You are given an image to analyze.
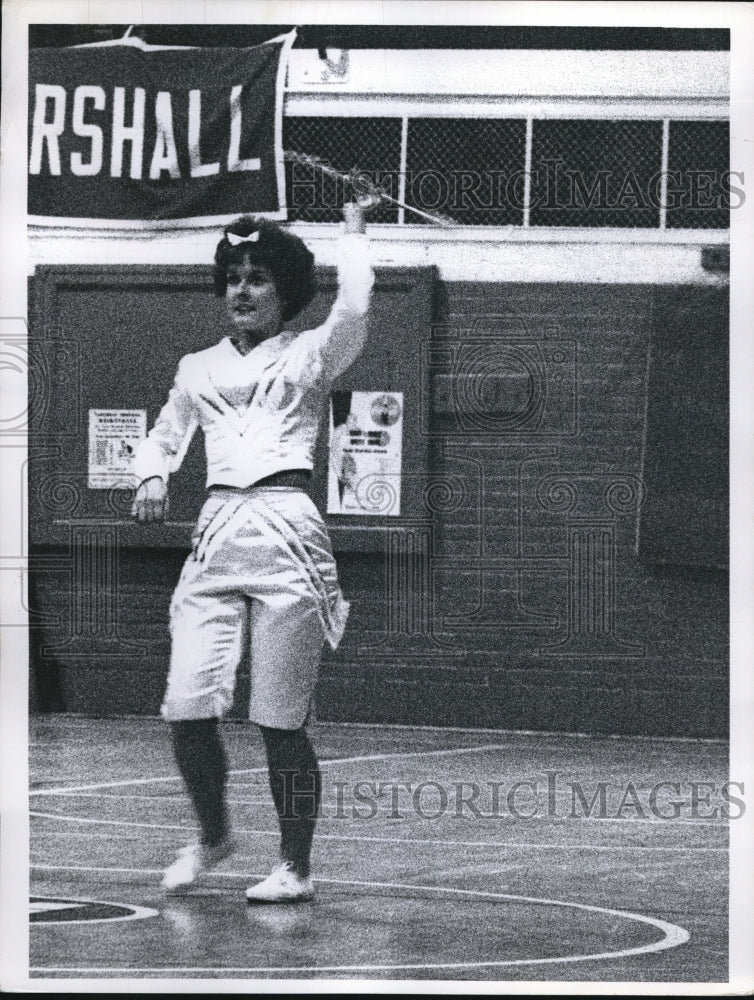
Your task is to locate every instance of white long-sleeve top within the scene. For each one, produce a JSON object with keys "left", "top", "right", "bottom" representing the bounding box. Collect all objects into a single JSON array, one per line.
[{"left": 134, "top": 232, "right": 374, "bottom": 488}]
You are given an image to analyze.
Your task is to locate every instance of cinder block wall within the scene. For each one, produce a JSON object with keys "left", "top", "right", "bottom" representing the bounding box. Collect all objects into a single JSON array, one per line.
[
  {"left": 315, "top": 281, "right": 728, "bottom": 737},
  {"left": 29, "top": 279, "right": 729, "bottom": 737}
]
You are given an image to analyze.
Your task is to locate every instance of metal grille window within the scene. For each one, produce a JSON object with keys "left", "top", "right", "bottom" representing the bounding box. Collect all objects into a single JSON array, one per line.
[
  {"left": 530, "top": 120, "right": 664, "bottom": 228},
  {"left": 281, "top": 114, "right": 727, "bottom": 231},
  {"left": 283, "top": 116, "right": 403, "bottom": 223},
  {"left": 666, "top": 121, "right": 730, "bottom": 229},
  {"left": 405, "top": 118, "right": 527, "bottom": 226}
]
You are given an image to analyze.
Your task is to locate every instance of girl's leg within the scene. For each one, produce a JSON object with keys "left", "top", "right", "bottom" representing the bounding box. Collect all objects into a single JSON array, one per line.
[
  {"left": 161, "top": 717, "right": 235, "bottom": 890},
  {"left": 259, "top": 724, "right": 321, "bottom": 877},
  {"left": 170, "top": 717, "right": 230, "bottom": 847},
  {"left": 161, "top": 545, "right": 247, "bottom": 886}
]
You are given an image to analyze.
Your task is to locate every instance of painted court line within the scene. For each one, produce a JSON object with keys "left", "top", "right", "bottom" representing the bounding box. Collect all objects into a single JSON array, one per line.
[
  {"left": 38, "top": 830, "right": 144, "bottom": 842},
  {"left": 30, "top": 715, "right": 728, "bottom": 745},
  {"left": 29, "top": 864, "right": 690, "bottom": 974},
  {"left": 32, "top": 813, "right": 193, "bottom": 834},
  {"left": 313, "top": 718, "right": 727, "bottom": 746},
  {"left": 30, "top": 813, "right": 727, "bottom": 852},
  {"left": 44, "top": 791, "right": 272, "bottom": 805},
  {"left": 30, "top": 896, "right": 158, "bottom": 926},
  {"left": 31, "top": 782, "right": 734, "bottom": 832},
  {"left": 30, "top": 793, "right": 731, "bottom": 828},
  {"left": 29, "top": 742, "right": 510, "bottom": 796}
]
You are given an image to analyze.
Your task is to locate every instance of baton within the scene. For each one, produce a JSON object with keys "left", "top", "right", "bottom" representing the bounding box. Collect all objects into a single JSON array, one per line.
[{"left": 284, "top": 149, "right": 459, "bottom": 228}]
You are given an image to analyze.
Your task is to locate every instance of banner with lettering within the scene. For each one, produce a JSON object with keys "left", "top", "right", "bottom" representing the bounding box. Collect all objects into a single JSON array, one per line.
[{"left": 28, "top": 31, "right": 295, "bottom": 227}]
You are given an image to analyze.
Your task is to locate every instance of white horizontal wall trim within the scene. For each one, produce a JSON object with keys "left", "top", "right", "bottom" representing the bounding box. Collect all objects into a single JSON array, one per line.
[
  {"left": 355, "top": 225, "right": 732, "bottom": 246},
  {"left": 28, "top": 227, "right": 728, "bottom": 285},
  {"left": 288, "top": 49, "right": 729, "bottom": 100},
  {"left": 285, "top": 95, "right": 728, "bottom": 120}
]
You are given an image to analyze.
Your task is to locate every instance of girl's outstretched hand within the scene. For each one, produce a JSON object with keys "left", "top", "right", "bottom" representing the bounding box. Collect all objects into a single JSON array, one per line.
[{"left": 343, "top": 202, "right": 367, "bottom": 235}]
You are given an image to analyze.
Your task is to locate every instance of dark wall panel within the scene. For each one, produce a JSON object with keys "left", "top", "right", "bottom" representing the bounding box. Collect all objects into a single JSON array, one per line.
[{"left": 640, "top": 286, "right": 728, "bottom": 567}]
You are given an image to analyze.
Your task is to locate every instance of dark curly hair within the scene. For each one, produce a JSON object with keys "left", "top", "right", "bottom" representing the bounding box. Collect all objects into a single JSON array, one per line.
[{"left": 213, "top": 216, "right": 316, "bottom": 322}]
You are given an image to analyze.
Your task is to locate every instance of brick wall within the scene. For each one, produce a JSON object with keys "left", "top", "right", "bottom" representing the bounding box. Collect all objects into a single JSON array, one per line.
[
  {"left": 29, "top": 279, "right": 729, "bottom": 736},
  {"left": 315, "top": 281, "right": 728, "bottom": 737}
]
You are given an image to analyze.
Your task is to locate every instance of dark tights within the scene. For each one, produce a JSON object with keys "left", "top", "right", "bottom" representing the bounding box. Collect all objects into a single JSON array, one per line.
[
  {"left": 170, "top": 719, "right": 228, "bottom": 847},
  {"left": 170, "top": 719, "right": 320, "bottom": 876},
  {"left": 259, "top": 724, "right": 321, "bottom": 878}
]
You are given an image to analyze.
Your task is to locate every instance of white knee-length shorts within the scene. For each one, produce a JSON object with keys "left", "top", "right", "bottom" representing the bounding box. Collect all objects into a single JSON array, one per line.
[{"left": 162, "top": 486, "right": 349, "bottom": 729}]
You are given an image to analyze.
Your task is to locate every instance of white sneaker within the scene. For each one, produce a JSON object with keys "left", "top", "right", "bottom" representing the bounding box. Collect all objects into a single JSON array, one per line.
[
  {"left": 246, "top": 862, "right": 315, "bottom": 904},
  {"left": 162, "top": 837, "right": 236, "bottom": 891}
]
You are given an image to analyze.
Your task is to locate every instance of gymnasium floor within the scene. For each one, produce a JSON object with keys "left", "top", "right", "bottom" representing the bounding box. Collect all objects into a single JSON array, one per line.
[{"left": 28, "top": 715, "right": 728, "bottom": 985}]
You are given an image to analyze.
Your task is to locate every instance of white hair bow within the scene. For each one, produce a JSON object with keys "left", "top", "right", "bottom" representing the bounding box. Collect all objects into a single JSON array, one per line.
[{"left": 226, "top": 230, "right": 260, "bottom": 246}]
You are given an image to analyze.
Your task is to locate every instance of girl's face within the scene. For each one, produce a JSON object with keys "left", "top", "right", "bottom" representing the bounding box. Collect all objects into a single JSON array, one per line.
[{"left": 225, "top": 255, "right": 283, "bottom": 342}]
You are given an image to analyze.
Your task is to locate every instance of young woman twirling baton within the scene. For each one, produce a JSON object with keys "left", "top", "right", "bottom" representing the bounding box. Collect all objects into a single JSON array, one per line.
[{"left": 131, "top": 201, "right": 373, "bottom": 903}]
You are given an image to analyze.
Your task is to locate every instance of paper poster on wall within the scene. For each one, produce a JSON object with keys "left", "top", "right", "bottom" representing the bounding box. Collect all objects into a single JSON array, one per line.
[
  {"left": 88, "top": 409, "right": 146, "bottom": 489},
  {"left": 327, "top": 391, "right": 403, "bottom": 516}
]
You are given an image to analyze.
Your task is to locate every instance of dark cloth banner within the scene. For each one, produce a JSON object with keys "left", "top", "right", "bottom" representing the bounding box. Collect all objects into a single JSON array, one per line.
[{"left": 28, "top": 32, "right": 295, "bottom": 227}]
